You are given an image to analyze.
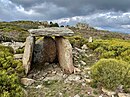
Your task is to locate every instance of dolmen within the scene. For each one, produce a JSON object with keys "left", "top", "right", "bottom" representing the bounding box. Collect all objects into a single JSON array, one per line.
[{"left": 22, "top": 27, "right": 79, "bottom": 74}]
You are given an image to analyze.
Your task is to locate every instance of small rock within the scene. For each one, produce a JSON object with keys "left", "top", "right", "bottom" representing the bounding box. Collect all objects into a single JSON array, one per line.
[
  {"left": 80, "top": 60, "right": 86, "bottom": 65},
  {"left": 38, "top": 26, "right": 45, "bottom": 29},
  {"left": 59, "top": 92, "right": 63, "bottom": 96},
  {"left": 74, "top": 94, "right": 80, "bottom": 97},
  {"left": 21, "top": 78, "right": 35, "bottom": 86},
  {"left": 102, "top": 88, "right": 116, "bottom": 96},
  {"left": 85, "top": 79, "right": 92, "bottom": 83},
  {"left": 88, "top": 71, "right": 91, "bottom": 75},
  {"left": 75, "top": 47, "right": 85, "bottom": 53},
  {"left": 84, "top": 67, "right": 91, "bottom": 71},
  {"left": 88, "top": 37, "right": 93, "bottom": 42},
  {"left": 82, "top": 83, "right": 86, "bottom": 86},
  {"left": 52, "top": 70, "right": 57, "bottom": 74},
  {"left": 36, "top": 85, "right": 42, "bottom": 89},
  {"left": 43, "top": 75, "right": 63, "bottom": 81},
  {"left": 14, "top": 54, "right": 23, "bottom": 59},
  {"left": 65, "top": 74, "right": 81, "bottom": 82},
  {"left": 99, "top": 94, "right": 103, "bottom": 97},
  {"left": 87, "top": 91, "right": 91, "bottom": 95},
  {"left": 118, "top": 93, "right": 130, "bottom": 97},
  {"left": 81, "top": 44, "right": 88, "bottom": 50}
]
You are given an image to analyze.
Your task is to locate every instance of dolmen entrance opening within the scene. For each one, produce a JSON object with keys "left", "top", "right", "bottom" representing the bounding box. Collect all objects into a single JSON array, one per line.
[{"left": 22, "top": 27, "right": 79, "bottom": 74}]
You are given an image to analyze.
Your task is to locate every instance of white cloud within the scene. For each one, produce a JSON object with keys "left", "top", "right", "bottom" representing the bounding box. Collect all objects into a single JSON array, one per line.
[
  {"left": 52, "top": 11, "right": 130, "bottom": 33},
  {"left": 121, "top": 25, "right": 130, "bottom": 29},
  {"left": 16, "top": 5, "right": 34, "bottom": 15}
]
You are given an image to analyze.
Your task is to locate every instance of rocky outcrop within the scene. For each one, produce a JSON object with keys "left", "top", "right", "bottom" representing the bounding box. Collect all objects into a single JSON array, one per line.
[
  {"left": 22, "top": 36, "right": 34, "bottom": 74},
  {"left": 76, "top": 22, "right": 90, "bottom": 29},
  {"left": 56, "top": 36, "right": 74, "bottom": 73}
]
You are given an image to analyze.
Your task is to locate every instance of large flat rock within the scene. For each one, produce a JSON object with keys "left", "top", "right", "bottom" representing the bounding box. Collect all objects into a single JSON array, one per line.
[{"left": 28, "top": 27, "right": 74, "bottom": 36}]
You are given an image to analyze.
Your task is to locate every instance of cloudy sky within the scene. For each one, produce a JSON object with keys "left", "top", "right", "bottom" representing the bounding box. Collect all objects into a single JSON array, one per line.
[{"left": 0, "top": 0, "right": 130, "bottom": 33}]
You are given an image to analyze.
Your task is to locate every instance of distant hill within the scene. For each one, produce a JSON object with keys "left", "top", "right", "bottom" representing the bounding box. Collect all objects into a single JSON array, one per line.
[{"left": 0, "top": 21, "right": 130, "bottom": 42}]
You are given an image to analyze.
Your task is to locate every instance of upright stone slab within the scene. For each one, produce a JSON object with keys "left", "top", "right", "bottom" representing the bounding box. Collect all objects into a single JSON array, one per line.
[
  {"left": 55, "top": 36, "right": 74, "bottom": 73},
  {"left": 43, "top": 36, "right": 56, "bottom": 63},
  {"left": 33, "top": 37, "right": 44, "bottom": 64},
  {"left": 23, "top": 36, "right": 34, "bottom": 74},
  {"left": 33, "top": 36, "right": 56, "bottom": 64}
]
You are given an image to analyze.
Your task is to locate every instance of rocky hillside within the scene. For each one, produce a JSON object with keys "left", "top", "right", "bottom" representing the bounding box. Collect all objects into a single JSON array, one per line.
[{"left": 0, "top": 21, "right": 130, "bottom": 97}]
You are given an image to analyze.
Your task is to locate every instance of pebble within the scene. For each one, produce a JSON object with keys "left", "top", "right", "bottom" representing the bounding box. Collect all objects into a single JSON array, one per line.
[{"left": 74, "top": 94, "right": 80, "bottom": 97}]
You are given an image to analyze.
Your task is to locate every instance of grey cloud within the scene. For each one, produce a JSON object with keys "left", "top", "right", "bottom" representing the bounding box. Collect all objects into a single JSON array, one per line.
[{"left": 1, "top": 0, "right": 130, "bottom": 33}]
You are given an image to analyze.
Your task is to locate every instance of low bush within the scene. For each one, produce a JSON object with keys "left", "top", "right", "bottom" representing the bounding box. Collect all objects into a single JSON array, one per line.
[
  {"left": 67, "top": 35, "right": 87, "bottom": 47},
  {"left": 88, "top": 39, "right": 130, "bottom": 63},
  {"left": 0, "top": 70, "right": 24, "bottom": 97},
  {"left": 0, "top": 45, "right": 24, "bottom": 97},
  {"left": 91, "top": 59, "right": 130, "bottom": 91},
  {"left": 16, "top": 48, "right": 24, "bottom": 54}
]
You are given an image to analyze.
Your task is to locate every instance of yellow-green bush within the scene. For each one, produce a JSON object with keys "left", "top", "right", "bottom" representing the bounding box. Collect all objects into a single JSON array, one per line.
[
  {"left": 91, "top": 59, "right": 130, "bottom": 91},
  {"left": 0, "top": 45, "right": 24, "bottom": 97},
  {"left": 88, "top": 39, "right": 130, "bottom": 63},
  {"left": 15, "top": 48, "right": 24, "bottom": 54},
  {"left": 67, "top": 35, "right": 87, "bottom": 47},
  {"left": 0, "top": 70, "right": 24, "bottom": 97}
]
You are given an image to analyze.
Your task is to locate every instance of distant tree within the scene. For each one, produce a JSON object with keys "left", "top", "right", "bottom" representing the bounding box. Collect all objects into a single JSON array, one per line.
[
  {"left": 53, "top": 23, "right": 59, "bottom": 27},
  {"left": 49, "top": 22, "right": 59, "bottom": 27},
  {"left": 60, "top": 25, "right": 64, "bottom": 27},
  {"left": 50, "top": 21, "right": 53, "bottom": 25}
]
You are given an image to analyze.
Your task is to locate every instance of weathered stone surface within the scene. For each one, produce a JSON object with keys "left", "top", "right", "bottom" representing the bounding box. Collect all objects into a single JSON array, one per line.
[
  {"left": 21, "top": 78, "right": 35, "bottom": 86},
  {"left": 33, "top": 36, "right": 56, "bottom": 65},
  {"left": 14, "top": 54, "right": 23, "bottom": 60},
  {"left": 81, "top": 44, "right": 88, "bottom": 50},
  {"left": 29, "top": 27, "right": 74, "bottom": 37},
  {"left": 23, "top": 36, "right": 34, "bottom": 74},
  {"left": 55, "top": 37, "right": 75, "bottom": 73},
  {"left": 1, "top": 42, "right": 24, "bottom": 51},
  {"left": 33, "top": 37, "right": 44, "bottom": 64},
  {"left": 43, "top": 36, "right": 56, "bottom": 63},
  {"left": 118, "top": 93, "right": 130, "bottom": 97}
]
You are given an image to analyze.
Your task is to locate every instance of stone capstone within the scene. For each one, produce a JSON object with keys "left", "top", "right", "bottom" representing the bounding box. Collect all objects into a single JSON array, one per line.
[
  {"left": 22, "top": 36, "right": 34, "bottom": 74},
  {"left": 29, "top": 27, "right": 74, "bottom": 37}
]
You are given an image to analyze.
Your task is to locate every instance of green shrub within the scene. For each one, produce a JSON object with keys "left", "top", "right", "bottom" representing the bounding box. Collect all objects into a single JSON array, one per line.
[
  {"left": 91, "top": 59, "right": 130, "bottom": 91},
  {"left": 0, "top": 45, "right": 24, "bottom": 97},
  {"left": 15, "top": 48, "right": 24, "bottom": 54},
  {"left": 67, "top": 35, "right": 87, "bottom": 47},
  {"left": 0, "top": 70, "right": 24, "bottom": 97},
  {"left": 88, "top": 39, "right": 130, "bottom": 63}
]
